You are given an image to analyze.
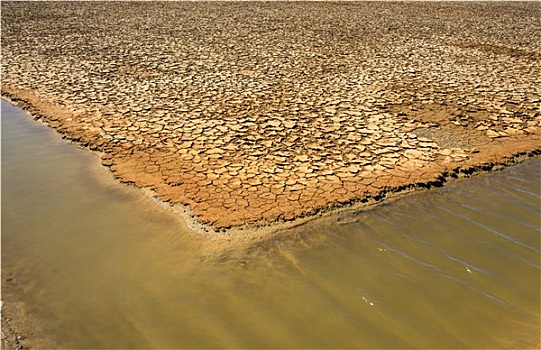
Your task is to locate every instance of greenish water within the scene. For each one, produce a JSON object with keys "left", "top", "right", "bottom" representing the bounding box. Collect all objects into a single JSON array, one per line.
[{"left": 2, "top": 100, "right": 540, "bottom": 349}]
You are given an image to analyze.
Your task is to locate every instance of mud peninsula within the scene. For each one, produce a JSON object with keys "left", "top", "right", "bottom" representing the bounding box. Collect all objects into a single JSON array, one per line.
[{"left": 2, "top": 1, "right": 540, "bottom": 231}]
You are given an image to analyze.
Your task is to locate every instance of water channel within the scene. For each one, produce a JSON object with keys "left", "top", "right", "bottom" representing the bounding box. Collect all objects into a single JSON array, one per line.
[{"left": 2, "top": 100, "right": 540, "bottom": 348}]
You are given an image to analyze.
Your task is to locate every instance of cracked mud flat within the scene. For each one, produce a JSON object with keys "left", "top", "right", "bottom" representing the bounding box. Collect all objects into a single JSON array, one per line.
[{"left": 2, "top": 1, "right": 540, "bottom": 233}]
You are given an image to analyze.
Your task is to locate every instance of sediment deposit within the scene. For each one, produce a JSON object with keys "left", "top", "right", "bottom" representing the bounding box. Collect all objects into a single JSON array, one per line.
[{"left": 2, "top": 1, "right": 540, "bottom": 230}]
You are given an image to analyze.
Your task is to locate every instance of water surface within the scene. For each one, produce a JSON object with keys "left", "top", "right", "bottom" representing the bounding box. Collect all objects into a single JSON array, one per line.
[{"left": 2, "top": 100, "right": 540, "bottom": 348}]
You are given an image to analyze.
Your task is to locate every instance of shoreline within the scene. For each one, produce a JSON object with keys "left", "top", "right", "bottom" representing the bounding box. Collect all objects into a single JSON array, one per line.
[{"left": 2, "top": 94, "right": 540, "bottom": 244}]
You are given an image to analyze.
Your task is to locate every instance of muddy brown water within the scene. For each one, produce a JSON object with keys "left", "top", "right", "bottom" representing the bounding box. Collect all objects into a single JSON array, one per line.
[{"left": 2, "top": 100, "right": 540, "bottom": 349}]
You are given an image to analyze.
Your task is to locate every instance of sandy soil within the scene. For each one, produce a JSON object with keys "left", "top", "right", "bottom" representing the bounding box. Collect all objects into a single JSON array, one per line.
[
  {"left": 1, "top": 1, "right": 540, "bottom": 232},
  {"left": 1, "top": 313, "right": 21, "bottom": 350}
]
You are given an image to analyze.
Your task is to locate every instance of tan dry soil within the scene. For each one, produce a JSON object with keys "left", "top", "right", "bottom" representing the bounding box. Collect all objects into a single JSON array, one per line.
[{"left": 2, "top": 1, "right": 540, "bottom": 232}]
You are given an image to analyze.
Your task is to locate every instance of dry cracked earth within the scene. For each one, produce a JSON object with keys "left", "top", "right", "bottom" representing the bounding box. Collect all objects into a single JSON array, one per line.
[{"left": 2, "top": 1, "right": 540, "bottom": 230}]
